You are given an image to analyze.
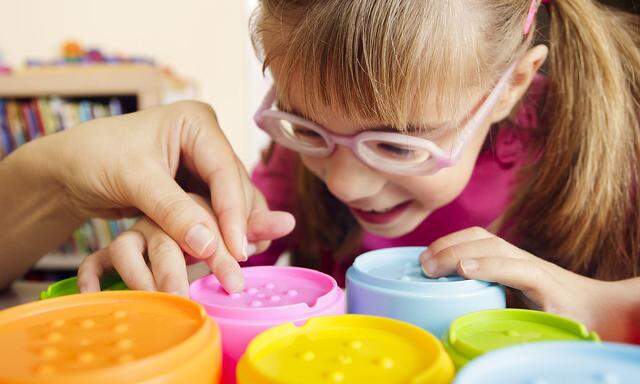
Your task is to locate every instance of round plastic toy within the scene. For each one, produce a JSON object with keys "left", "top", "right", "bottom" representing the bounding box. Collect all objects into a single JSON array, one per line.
[
  {"left": 0, "top": 291, "right": 222, "bottom": 384},
  {"left": 40, "top": 273, "right": 128, "bottom": 299},
  {"left": 237, "top": 314, "right": 455, "bottom": 384},
  {"left": 346, "top": 247, "right": 505, "bottom": 337},
  {"left": 454, "top": 341, "right": 640, "bottom": 383},
  {"left": 443, "top": 308, "right": 600, "bottom": 368},
  {"left": 190, "top": 266, "right": 345, "bottom": 384}
]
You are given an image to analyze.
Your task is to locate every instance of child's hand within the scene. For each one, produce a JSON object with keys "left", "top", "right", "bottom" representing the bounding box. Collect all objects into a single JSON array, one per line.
[
  {"left": 420, "top": 227, "right": 637, "bottom": 342},
  {"left": 77, "top": 193, "right": 295, "bottom": 296}
]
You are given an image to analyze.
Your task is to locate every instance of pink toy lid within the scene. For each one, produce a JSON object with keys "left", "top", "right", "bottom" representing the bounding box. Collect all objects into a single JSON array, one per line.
[{"left": 190, "top": 267, "right": 344, "bottom": 322}]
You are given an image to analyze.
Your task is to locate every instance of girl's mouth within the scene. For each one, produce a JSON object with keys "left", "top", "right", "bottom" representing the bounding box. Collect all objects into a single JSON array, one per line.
[{"left": 350, "top": 201, "right": 413, "bottom": 225}]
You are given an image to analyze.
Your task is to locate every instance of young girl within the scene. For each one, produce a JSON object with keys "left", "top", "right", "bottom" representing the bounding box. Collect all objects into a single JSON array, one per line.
[{"left": 78, "top": 0, "right": 640, "bottom": 342}]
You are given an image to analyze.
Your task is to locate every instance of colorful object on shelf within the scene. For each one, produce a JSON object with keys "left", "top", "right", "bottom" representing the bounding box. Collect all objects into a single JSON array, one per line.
[
  {"left": 0, "top": 52, "right": 10, "bottom": 74},
  {"left": 190, "top": 266, "right": 345, "bottom": 384},
  {"left": 454, "top": 341, "right": 640, "bottom": 383},
  {"left": 23, "top": 41, "right": 156, "bottom": 67},
  {"left": 346, "top": 247, "right": 506, "bottom": 337},
  {"left": 40, "top": 273, "right": 128, "bottom": 300},
  {"left": 442, "top": 309, "right": 600, "bottom": 368},
  {"left": 237, "top": 314, "right": 455, "bottom": 384},
  {"left": 62, "top": 41, "right": 84, "bottom": 62},
  {"left": 0, "top": 291, "right": 222, "bottom": 384}
]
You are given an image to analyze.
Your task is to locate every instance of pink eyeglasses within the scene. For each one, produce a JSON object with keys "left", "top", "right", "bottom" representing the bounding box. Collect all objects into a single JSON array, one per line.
[
  {"left": 254, "top": 63, "right": 516, "bottom": 176},
  {"left": 253, "top": 0, "right": 543, "bottom": 176}
]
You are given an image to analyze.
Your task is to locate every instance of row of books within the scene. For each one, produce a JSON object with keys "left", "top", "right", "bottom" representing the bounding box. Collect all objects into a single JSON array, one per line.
[
  {"left": 0, "top": 97, "right": 122, "bottom": 158},
  {"left": 0, "top": 96, "right": 134, "bottom": 258}
]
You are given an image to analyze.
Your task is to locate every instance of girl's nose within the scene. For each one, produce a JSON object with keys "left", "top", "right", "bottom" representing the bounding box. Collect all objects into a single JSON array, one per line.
[{"left": 324, "top": 146, "right": 386, "bottom": 203}]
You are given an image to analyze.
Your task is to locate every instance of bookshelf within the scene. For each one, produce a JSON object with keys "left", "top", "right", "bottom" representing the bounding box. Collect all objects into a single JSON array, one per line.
[
  {"left": 0, "top": 64, "right": 194, "bottom": 109},
  {"left": 0, "top": 64, "right": 196, "bottom": 276}
]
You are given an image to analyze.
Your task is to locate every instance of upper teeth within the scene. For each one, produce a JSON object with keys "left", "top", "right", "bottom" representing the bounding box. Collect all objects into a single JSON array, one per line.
[{"left": 368, "top": 207, "right": 392, "bottom": 213}]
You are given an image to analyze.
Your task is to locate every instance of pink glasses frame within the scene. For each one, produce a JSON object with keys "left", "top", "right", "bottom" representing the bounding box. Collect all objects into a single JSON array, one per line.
[{"left": 253, "top": 63, "right": 516, "bottom": 175}]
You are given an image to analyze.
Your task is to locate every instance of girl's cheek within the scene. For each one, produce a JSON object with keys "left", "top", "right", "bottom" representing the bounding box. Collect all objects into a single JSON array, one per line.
[{"left": 300, "top": 155, "right": 325, "bottom": 179}]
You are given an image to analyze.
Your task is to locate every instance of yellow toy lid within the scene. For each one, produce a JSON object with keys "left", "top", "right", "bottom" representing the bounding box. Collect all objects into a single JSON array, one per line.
[{"left": 237, "top": 314, "right": 454, "bottom": 384}]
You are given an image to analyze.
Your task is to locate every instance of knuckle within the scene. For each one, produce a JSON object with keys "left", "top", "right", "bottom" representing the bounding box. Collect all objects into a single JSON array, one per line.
[
  {"left": 468, "top": 226, "right": 488, "bottom": 238},
  {"left": 491, "top": 237, "right": 511, "bottom": 257},
  {"left": 148, "top": 237, "right": 179, "bottom": 258},
  {"left": 150, "top": 194, "right": 198, "bottom": 234},
  {"left": 156, "top": 271, "right": 183, "bottom": 290}
]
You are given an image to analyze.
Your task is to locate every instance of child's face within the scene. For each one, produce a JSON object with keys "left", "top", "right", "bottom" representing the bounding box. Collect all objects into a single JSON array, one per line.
[{"left": 290, "top": 89, "right": 493, "bottom": 238}]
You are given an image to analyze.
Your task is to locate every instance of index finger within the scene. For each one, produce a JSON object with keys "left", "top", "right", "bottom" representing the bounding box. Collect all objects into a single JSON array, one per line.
[{"left": 177, "top": 103, "right": 249, "bottom": 263}]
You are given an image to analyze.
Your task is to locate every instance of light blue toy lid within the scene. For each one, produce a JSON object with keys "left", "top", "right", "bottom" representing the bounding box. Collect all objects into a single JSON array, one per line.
[
  {"left": 454, "top": 341, "right": 640, "bottom": 384},
  {"left": 348, "top": 247, "right": 495, "bottom": 294}
]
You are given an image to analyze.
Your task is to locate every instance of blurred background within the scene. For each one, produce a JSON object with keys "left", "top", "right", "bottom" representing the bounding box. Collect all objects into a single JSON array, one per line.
[
  {"left": 0, "top": 0, "right": 637, "bottom": 281},
  {"left": 0, "top": 0, "right": 270, "bottom": 167}
]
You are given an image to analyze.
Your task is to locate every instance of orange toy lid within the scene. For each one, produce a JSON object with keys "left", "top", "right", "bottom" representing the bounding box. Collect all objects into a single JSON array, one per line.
[{"left": 0, "top": 291, "right": 220, "bottom": 384}]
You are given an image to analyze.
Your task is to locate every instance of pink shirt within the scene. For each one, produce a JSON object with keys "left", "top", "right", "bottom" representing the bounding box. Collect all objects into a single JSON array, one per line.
[{"left": 243, "top": 75, "right": 547, "bottom": 286}]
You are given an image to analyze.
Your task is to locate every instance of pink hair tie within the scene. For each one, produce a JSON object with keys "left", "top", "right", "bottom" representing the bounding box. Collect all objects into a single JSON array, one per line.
[{"left": 524, "top": 0, "right": 549, "bottom": 35}]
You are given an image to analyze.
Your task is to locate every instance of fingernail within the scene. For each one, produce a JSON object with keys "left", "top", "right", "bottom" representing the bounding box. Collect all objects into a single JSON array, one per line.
[
  {"left": 422, "top": 259, "right": 438, "bottom": 276},
  {"left": 420, "top": 249, "right": 432, "bottom": 263},
  {"left": 185, "top": 224, "right": 216, "bottom": 257},
  {"left": 461, "top": 259, "right": 479, "bottom": 274},
  {"left": 246, "top": 243, "right": 258, "bottom": 257},
  {"left": 79, "top": 286, "right": 87, "bottom": 293},
  {"left": 226, "top": 275, "right": 244, "bottom": 294}
]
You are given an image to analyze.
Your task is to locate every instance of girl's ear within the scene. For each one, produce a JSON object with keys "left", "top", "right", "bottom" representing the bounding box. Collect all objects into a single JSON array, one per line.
[{"left": 490, "top": 44, "right": 549, "bottom": 122}]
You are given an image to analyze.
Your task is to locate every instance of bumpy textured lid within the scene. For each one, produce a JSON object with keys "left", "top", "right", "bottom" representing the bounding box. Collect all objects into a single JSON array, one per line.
[
  {"left": 0, "top": 291, "right": 220, "bottom": 383},
  {"left": 40, "top": 273, "right": 128, "bottom": 299},
  {"left": 190, "top": 266, "right": 344, "bottom": 322},
  {"left": 237, "top": 314, "right": 455, "bottom": 384},
  {"left": 348, "top": 247, "right": 494, "bottom": 294},
  {"left": 454, "top": 341, "right": 640, "bottom": 384},
  {"left": 443, "top": 309, "right": 600, "bottom": 367}
]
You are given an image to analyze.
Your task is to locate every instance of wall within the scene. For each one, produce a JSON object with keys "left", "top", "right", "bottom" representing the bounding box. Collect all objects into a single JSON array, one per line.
[{"left": 0, "top": 0, "right": 269, "bottom": 166}]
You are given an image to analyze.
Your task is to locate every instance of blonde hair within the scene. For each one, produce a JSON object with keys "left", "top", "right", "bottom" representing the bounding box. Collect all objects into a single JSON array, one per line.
[{"left": 251, "top": 0, "right": 640, "bottom": 280}]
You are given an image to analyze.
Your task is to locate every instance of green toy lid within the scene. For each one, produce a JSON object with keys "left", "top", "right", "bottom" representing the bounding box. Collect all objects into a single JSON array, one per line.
[
  {"left": 442, "top": 309, "right": 600, "bottom": 368},
  {"left": 39, "top": 273, "right": 128, "bottom": 300}
]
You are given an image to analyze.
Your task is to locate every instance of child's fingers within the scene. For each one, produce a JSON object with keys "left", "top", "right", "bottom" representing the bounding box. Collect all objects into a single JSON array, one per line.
[
  {"left": 144, "top": 227, "right": 190, "bottom": 297},
  {"left": 422, "top": 236, "right": 531, "bottom": 278},
  {"left": 204, "top": 244, "right": 244, "bottom": 294},
  {"left": 247, "top": 210, "right": 296, "bottom": 254},
  {"left": 109, "top": 230, "right": 157, "bottom": 291},
  {"left": 456, "top": 257, "right": 559, "bottom": 307},
  {"left": 246, "top": 187, "right": 295, "bottom": 255},
  {"left": 77, "top": 248, "right": 112, "bottom": 293},
  {"left": 422, "top": 226, "right": 494, "bottom": 263}
]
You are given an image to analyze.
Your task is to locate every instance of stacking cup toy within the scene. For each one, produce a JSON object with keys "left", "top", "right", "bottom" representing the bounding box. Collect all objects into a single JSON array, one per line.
[
  {"left": 0, "top": 291, "right": 222, "bottom": 384},
  {"left": 346, "top": 247, "right": 505, "bottom": 337},
  {"left": 237, "top": 314, "right": 455, "bottom": 384},
  {"left": 190, "top": 266, "right": 345, "bottom": 384},
  {"left": 454, "top": 341, "right": 640, "bottom": 383},
  {"left": 443, "top": 309, "right": 600, "bottom": 368},
  {"left": 40, "top": 273, "right": 128, "bottom": 299}
]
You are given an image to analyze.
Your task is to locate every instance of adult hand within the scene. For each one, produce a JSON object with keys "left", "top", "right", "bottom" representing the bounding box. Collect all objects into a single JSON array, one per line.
[
  {"left": 35, "top": 101, "right": 294, "bottom": 292},
  {"left": 78, "top": 193, "right": 294, "bottom": 296}
]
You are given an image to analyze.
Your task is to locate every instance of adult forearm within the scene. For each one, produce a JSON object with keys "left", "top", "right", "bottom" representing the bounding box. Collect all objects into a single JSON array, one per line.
[{"left": 0, "top": 140, "right": 83, "bottom": 288}]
